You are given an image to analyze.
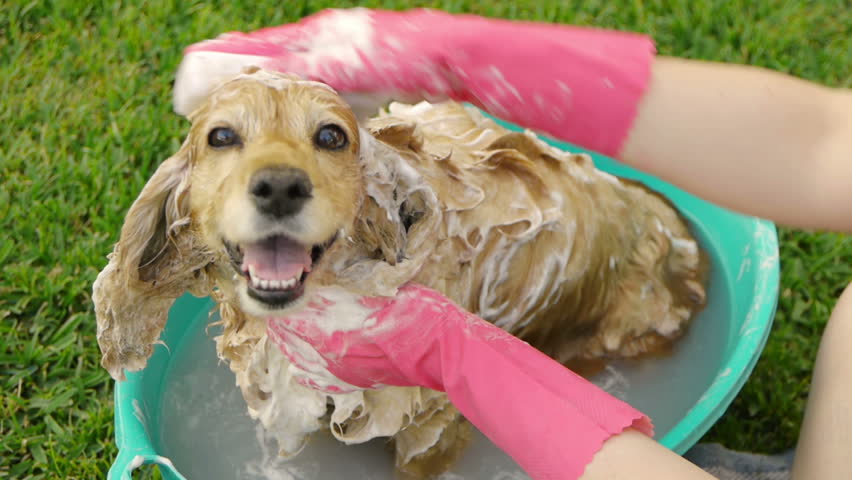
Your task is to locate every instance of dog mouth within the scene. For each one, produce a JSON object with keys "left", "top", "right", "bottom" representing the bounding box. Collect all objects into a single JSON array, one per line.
[{"left": 224, "top": 233, "right": 337, "bottom": 308}]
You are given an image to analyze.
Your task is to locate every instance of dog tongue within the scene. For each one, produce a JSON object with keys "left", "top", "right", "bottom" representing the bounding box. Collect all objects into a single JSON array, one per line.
[{"left": 242, "top": 236, "right": 311, "bottom": 281}]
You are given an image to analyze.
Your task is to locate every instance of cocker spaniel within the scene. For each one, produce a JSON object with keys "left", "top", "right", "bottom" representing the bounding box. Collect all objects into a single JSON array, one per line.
[{"left": 93, "top": 67, "right": 707, "bottom": 478}]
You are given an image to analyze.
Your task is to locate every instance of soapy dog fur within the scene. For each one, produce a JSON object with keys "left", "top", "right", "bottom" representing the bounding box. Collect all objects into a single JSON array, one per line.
[{"left": 93, "top": 67, "right": 707, "bottom": 478}]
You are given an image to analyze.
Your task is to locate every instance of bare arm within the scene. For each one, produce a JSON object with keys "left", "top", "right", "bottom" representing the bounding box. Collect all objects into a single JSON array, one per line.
[
  {"left": 791, "top": 281, "right": 852, "bottom": 479},
  {"left": 581, "top": 429, "right": 717, "bottom": 480},
  {"left": 622, "top": 57, "right": 852, "bottom": 232}
]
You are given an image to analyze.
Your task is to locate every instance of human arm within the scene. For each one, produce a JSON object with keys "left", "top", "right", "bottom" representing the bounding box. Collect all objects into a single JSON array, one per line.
[
  {"left": 623, "top": 58, "right": 852, "bottom": 232},
  {"left": 790, "top": 281, "right": 852, "bottom": 479},
  {"left": 581, "top": 428, "right": 717, "bottom": 480},
  {"left": 270, "top": 284, "right": 718, "bottom": 480},
  {"left": 174, "top": 8, "right": 852, "bottom": 232}
]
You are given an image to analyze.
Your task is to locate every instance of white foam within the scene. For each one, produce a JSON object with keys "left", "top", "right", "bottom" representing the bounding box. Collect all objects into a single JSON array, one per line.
[
  {"left": 247, "top": 337, "right": 328, "bottom": 455},
  {"left": 173, "top": 51, "right": 269, "bottom": 116},
  {"left": 129, "top": 455, "right": 145, "bottom": 470},
  {"left": 294, "top": 8, "right": 375, "bottom": 77},
  {"left": 290, "top": 286, "right": 379, "bottom": 335},
  {"left": 488, "top": 65, "right": 524, "bottom": 103}
]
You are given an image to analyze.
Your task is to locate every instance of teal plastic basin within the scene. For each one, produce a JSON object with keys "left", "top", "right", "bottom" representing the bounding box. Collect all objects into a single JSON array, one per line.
[{"left": 108, "top": 119, "right": 779, "bottom": 479}]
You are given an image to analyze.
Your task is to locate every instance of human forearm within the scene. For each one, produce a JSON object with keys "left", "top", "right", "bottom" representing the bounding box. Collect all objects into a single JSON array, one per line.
[
  {"left": 791, "top": 282, "right": 852, "bottom": 479},
  {"left": 621, "top": 57, "right": 852, "bottom": 232},
  {"left": 581, "top": 428, "right": 717, "bottom": 480}
]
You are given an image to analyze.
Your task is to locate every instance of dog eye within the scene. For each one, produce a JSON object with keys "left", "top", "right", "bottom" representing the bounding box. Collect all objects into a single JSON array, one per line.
[
  {"left": 314, "top": 124, "right": 348, "bottom": 151},
  {"left": 208, "top": 127, "right": 241, "bottom": 148}
]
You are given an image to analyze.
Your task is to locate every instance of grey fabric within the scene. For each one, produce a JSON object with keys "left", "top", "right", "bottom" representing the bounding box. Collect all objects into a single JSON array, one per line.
[{"left": 685, "top": 443, "right": 795, "bottom": 480}]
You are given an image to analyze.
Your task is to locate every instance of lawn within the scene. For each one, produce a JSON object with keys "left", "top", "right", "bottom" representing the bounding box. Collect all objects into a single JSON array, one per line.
[{"left": 1, "top": 0, "right": 850, "bottom": 478}]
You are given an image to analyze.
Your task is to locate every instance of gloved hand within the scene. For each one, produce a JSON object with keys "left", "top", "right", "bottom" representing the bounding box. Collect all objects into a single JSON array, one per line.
[
  {"left": 267, "top": 283, "right": 653, "bottom": 480},
  {"left": 174, "top": 8, "right": 656, "bottom": 156}
]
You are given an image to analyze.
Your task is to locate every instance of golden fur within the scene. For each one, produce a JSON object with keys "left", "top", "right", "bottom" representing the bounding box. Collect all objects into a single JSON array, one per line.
[{"left": 93, "top": 67, "right": 707, "bottom": 478}]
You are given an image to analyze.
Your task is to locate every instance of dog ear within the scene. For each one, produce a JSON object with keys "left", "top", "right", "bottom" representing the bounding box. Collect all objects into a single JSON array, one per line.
[{"left": 92, "top": 139, "right": 214, "bottom": 380}]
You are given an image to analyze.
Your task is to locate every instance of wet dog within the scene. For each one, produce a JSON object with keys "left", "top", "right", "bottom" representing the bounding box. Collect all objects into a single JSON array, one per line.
[{"left": 93, "top": 67, "right": 707, "bottom": 478}]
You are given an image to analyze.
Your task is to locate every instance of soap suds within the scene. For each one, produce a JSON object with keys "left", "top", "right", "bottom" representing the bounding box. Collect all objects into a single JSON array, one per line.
[
  {"left": 174, "top": 51, "right": 270, "bottom": 116},
  {"left": 488, "top": 65, "right": 524, "bottom": 103},
  {"left": 596, "top": 170, "right": 621, "bottom": 185},
  {"left": 655, "top": 217, "right": 699, "bottom": 255},
  {"left": 291, "top": 286, "right": 380, "bottom": 335},
  {"left": 243, "top": 423, "right": 301, "bottom": 480},
  {"left": 593, "top": 365, "right": 630, "bottom": 401},
  {"left": 153, "top": 456, "right": 175, "bottom": 468},
  {"left": 129, "top": 455, "right": 145, "bottom": 470},
  {"left": 292, "top": 8, "right": 375, "bottom": 76},
  {"left": 556, "top": 80, "right": 573, "bottom": 98},
  {"left": 245, "top": 336, "right": 328, "bottom": 455},
  {"left": 132, "top": 399, "right": 145, "bottom": 425},
  {"left": 228, "top": 69, "right": 334, "bottom": 93}
]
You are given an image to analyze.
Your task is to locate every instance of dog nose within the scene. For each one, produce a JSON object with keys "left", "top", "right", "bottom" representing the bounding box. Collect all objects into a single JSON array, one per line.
[{"left": 249, "top": 167, "right": 313, "bottom": 218}]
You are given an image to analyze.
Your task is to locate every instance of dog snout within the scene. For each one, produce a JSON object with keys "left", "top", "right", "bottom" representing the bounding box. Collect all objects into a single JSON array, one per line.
[{"left": 249, "top": 166, "right": 313, "bottom": 218}]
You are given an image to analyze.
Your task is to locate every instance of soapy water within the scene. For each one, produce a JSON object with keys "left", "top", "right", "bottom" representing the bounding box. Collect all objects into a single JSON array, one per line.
[
  {"left": 157, "top": 261, "right": 728, "bottom": 479},
  {"left": 158, "top": 316, "right": 531, "bottom": 479}
]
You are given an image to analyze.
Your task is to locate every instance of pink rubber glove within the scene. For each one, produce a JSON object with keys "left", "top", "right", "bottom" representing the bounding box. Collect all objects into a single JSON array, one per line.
[
  {"left": 175, "top": 8, "right": 656, "bottom": 157},
  {"left": 267, "top": 284, "right": 653, "bottom": 480}
]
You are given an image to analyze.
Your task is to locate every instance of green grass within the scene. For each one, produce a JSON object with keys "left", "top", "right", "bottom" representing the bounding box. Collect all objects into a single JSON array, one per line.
[{"left": 1, "top": 0, "right": 849, "bottom": 477}]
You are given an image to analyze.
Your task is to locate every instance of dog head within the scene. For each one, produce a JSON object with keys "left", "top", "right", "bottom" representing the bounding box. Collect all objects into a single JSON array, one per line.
[
  {"left": 185, "top": 68, "right": 363, "bottom": 315},
  {"left": 94, "top": 67, "right": 374, "bottom": 378}
]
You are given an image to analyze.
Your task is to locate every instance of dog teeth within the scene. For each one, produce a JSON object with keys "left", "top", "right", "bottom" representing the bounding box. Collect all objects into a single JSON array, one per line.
[{"left": 247, "top": 267, "right": 303, "bottom": 291}]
